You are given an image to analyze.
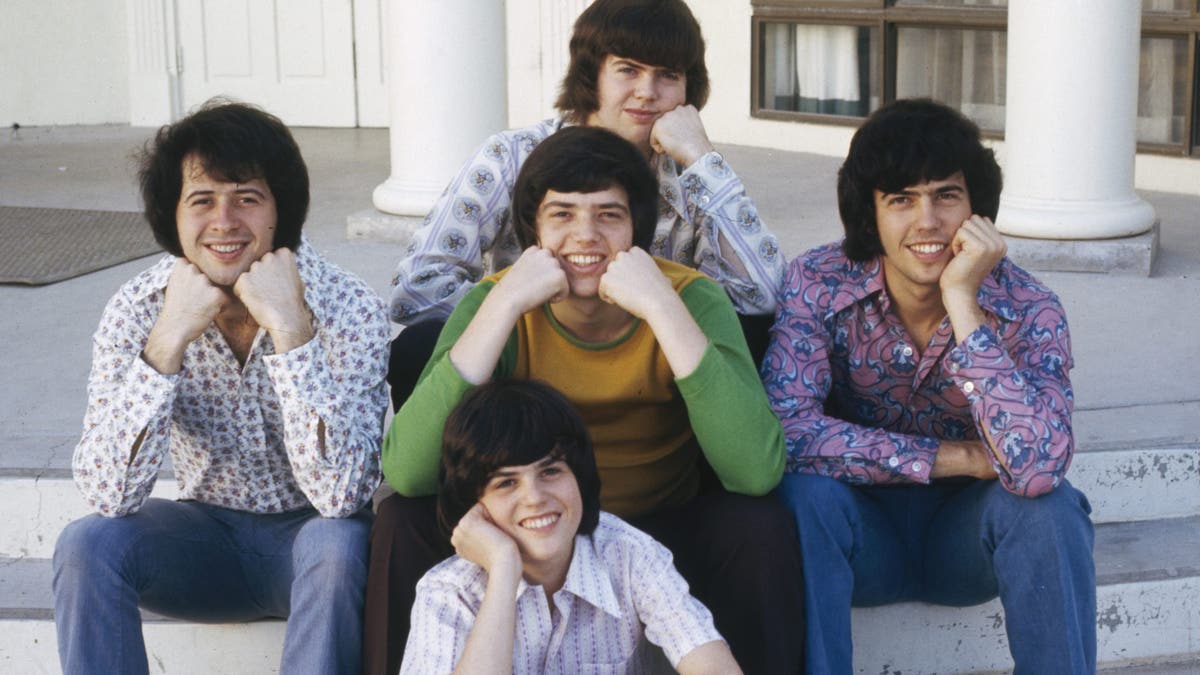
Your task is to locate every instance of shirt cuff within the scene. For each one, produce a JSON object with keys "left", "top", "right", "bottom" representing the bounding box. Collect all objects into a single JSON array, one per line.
[{"left": 945, "top": 323, "right": 1006, "bottom": 403}]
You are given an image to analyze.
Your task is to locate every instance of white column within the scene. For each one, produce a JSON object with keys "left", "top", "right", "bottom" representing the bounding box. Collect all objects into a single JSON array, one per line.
[
  {"left": 373, "top": 1, "right": 507, "bottom": 216},
  {"left": 997, "top": 0, "right": 1155, "bottom": 240}
]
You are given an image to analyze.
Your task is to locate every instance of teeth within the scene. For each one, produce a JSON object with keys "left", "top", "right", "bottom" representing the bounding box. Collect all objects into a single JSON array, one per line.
[
  {"left": 209, "top": 243, "right": 246, "bottom": 253},
  {"left": 909, "top": 243, "right": 945, "bottom": 255},
  {"left": 520, "top": 514, "right": 559, "bottom": 530},
  {"left": 567, "top": 254, "right": 602, "bottom": 266}
]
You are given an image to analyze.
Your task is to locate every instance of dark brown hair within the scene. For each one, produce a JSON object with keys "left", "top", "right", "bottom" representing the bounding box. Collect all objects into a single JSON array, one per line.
[{"left": 555, "top": 0, "right": 709, "bottom": 123}]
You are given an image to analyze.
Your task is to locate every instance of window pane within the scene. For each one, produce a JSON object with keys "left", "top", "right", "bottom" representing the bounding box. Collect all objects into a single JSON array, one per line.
[
  {"left": 895, "top": 0, "right": 1006, "bottom": 6},
  {"left": 1140, "top": 0, "right": 1191, "bottom": 14},
  {"left": 1137, "top": 35, "right": 1188, "bottom": 145},
  {"left": 895, "top": 26, "right": 1007, "bottom": 132},
  {"left": 758, "top": 22, "right": 879, "bottom": 117}
]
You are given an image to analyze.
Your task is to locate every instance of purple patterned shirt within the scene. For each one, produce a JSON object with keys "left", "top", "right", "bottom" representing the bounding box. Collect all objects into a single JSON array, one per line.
[
  {"left": 401, "top": 513, "right": 723, "bottom": 674},
  {"left": 73, "top": 240, "right": 390, "bottom": 518},
  {"left": 762, "top": 242, "right": 1074, "bottom": 497}
]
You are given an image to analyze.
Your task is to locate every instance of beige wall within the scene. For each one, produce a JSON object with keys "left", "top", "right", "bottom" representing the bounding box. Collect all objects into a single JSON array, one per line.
[{"left": 0, "top": 0, "right": 129, "bottom": 126}]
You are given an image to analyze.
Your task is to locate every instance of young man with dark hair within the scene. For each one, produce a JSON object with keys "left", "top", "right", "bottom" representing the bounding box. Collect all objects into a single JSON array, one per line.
[
  {"left": 401, "top": 379, "right": 740, "bottom": 674},
  {"left": 763, "top": 98, "right": 1095, "bottom": 674},
  {"left": 368, "top": 126, "right": 804, "bottom": 674},
  {"left": 384, "top": 0, "right": 784, "bottom": 410},
  {"left": 52, "top": 100, "right": 390, "bottom": 675}
]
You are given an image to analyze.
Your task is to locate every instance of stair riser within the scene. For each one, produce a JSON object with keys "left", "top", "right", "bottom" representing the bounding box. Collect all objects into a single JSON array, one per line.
[
  {"left": 3, "top": 577, "right": 1194, "bottom": 674},
  {"left": 4, "top": 447, "right": 1196, "bottom": 558}
]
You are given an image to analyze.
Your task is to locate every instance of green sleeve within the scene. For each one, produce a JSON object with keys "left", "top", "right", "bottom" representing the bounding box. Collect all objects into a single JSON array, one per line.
[
  {"left": 675, "top": 278, "right": 786, "bottom": 495},
  {"left": 382, "top": 281, "right": 517, "bottom": 495}
]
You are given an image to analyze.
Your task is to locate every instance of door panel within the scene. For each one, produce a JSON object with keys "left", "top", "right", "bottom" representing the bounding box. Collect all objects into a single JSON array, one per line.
[{"left": 178, "top": 0, "right": 357, "bottom": 126}]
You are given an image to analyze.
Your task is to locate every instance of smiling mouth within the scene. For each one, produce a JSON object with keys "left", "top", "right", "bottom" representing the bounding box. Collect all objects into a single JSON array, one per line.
[
  {"left": 207, "top": 243, "right": 248, "bottom": 255},
  {"left": 625, "top": 109, "right": 659, "bottom": 122},
  {"left": 520, "top": 514, "right": 560, "bottom": 530},
  {"left": 565, "top": 254, "right": 604, "bottom": 266},
  {"left": 908, "top": 243, "right": 947, "bottom": 255}
]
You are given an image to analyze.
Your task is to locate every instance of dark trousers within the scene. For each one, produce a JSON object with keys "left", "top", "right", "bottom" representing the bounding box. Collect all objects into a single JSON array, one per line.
[
  {"left": 385, "top": 312, "right": 775, "bottom": 413},
  {"left": 361, "top": 489, "right": 805, "bottom": 674}
]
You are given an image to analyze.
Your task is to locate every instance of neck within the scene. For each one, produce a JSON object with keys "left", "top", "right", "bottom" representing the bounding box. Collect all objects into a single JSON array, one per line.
[
  {"left": 883, "top": 275, "right": 947, "bottom": 352},
  {"left": 522, "top": 544, "right": 574, "bottom": 598},
  {"left": 214, "top": 297, "right": 259, "bottom": 337},
  {"left": 549, "top": 296, "right": 634, "bottom": 343}
]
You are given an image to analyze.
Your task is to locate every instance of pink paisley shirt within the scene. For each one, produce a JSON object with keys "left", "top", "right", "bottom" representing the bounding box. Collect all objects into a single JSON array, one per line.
[
  {"left": 762, "top": 242, "right": 1074, "bottom": 497},
  {"left": 73, "top": 240, "right": 390, "bottom": 518}
]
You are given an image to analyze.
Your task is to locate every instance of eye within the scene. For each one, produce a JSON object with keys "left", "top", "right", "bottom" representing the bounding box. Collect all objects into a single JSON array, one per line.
[
  {"left": 661, "top": 70, "right": 683, "bottom": 82},
  {"left": 936, "top": 191, "right": 963, "bottom": 203},
  {"left": 541, "top": 466, "right": 563, "bottom": 477},
  {"left": 887, "top": 195, "right": 911, "bottom": 207}
]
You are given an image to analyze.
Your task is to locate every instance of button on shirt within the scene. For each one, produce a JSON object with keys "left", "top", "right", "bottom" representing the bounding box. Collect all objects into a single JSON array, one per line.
[
  {"left": 402, "top": 513, "right": 723, "bottom": 674},
  {"left": 73, "top": 240, "right": 391, "bottom": 518},
  {"left": 388, "top": 118, "right": 785, "bottom": 323},
  {"left": 762, "top": 242, "right": 1075, "bottom": 497}
]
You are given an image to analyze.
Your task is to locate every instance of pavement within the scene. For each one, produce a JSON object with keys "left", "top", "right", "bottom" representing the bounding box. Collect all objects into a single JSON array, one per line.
[{"left": 1, "top": 123, "right": 1198, "bottom": 673}]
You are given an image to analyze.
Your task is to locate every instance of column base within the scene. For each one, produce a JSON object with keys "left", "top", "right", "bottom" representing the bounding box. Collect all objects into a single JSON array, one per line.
[
  {"left": 1003, "top": 221, "right": 1159, "bottom": 276},
  {"left": 346, "top": 209, "right": 423, "bottom": 245}
]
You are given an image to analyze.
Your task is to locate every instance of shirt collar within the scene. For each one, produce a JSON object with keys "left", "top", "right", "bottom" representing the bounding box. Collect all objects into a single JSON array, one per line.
[
  {"left": 828, "top": 250, "right": 1019, "bottom": 323},
  {"left": 514, "top": 533, "right": 622, "bottom": 620}
]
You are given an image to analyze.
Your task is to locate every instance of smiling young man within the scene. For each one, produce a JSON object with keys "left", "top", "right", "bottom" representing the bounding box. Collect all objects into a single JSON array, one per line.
[
  {"left": 400, "top": 380, "right": 741, "bottom": 674},
  {"left": 382, "top": 0, "right": 784, "bottom": 411},
  {"left": 761, "top": 99, "right": 1096, "bottom": 674},
  {"left": 52, "top": 101, "right": 390, "bottom": 675},
  {"left": 373, "top": 127, "right": 804, "bottom": 674}
]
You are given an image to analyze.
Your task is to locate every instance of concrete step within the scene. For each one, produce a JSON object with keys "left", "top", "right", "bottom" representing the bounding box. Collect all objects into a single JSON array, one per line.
[
  {"left": 3, "top": 517, "right": 1197, "bottom": 674},
  {"left": 4, "top": 416, "right": 1195, "bottom": 561}
]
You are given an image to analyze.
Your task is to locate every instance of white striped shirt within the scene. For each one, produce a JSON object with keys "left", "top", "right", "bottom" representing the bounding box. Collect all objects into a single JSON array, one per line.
[{"left": 402, "top": 512, "right": 724, "bottom": 674}]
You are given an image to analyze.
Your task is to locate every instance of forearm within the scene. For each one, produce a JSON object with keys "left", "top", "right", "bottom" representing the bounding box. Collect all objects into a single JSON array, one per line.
[
  {"left": 384, "top": 285, "right": 507, "bottom": 495},
  {"left": 946, "top": 322, "right": 1075, "bottom": 495},
  {"left": 642, "top": 291, "right": 708, "bottom": 379},
  {"left": 677, "top": 641, "right": 743, "bottom": 675},
  {"left": 676, "top": 281, "right": 785, "bottom": 493},
  {"left": 448, "top": 289, "right": 521, "bottom": 385},
  {"left": 75, "top": 343, "right": 178, "bottom": 516},
  {"left": 266, "top": 337, "right": 387, "bottom": 516},
  {"left": 451, "top": 565, "right": 519, "bottom": 675},
  {"left": 680, "top": 154, "right": 784, "bottom": 315}
]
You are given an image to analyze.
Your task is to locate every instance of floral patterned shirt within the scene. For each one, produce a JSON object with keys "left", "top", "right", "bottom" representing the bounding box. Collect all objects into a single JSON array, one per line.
[
  {"left": 762, "top": 242, "right": 1075, "bottom": 497},
  {"left": 402, "top": 513, "right": 723, "bottom": 674},
  {"left": 389, "top": 118, "right": 785, "bottom": 324},
  {"left": 73, "top": 240, "right": 390, "bottom": 518}
]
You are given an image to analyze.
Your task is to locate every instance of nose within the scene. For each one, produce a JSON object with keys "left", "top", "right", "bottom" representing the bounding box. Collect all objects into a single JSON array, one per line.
[
  {"left": 211, "top": 198, "right": 239, "bottom": 231},
  {"left": 633, "top": 72, "right": 658, "bottom": 100},
  {"left": 519, "top": 480, "right": 546, "bottom": 506},
  {"left": 915, "top": 196, "right": 939, "bottom": 230},
  {"left": 570, "top": 214, "right": 601, "bottom": 242}
]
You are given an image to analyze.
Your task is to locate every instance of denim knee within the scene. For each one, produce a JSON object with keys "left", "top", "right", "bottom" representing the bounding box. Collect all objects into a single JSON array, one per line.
[
  {"left": 292, "top": 513, "right": 372, "bottom": 590},
  {"left": 979, "top": 480, "right": 1092, "bottom": 535},
  {"left": 777, "top": 473, "right": 859, "bottom": 529},
  {"left": 54, "top": 515, "right": 137, "bottom": 579}
]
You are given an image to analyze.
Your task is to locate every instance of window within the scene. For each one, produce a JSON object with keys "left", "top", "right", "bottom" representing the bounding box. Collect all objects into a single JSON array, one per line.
[{"left": 752, "top": 0, "right": 1200, "bottom": 155}]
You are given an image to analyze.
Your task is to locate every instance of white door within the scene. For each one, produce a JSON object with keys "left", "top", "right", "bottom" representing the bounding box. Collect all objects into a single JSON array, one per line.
[{"left": 176, "top": 0, "right": 358, "bottom": 126}]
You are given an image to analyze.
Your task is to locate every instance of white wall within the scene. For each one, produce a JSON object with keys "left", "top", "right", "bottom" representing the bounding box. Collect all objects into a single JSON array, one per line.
[{"left": 0, "top": 0, "right": 129, "bottom": 126}]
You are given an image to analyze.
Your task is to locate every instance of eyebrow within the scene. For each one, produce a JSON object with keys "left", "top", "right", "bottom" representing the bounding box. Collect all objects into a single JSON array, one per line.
[
  {"left": 882, "top": 184, "right": 965, "bottom": 198},
  {"left": 539, "top": 200, "right": 629, "bottom": 211},
  {"left": 488, "top": 456, "right": 560, "bottom": 479},
  {"left": 182, "top": 186, "right": 268, "bottom": 201}
]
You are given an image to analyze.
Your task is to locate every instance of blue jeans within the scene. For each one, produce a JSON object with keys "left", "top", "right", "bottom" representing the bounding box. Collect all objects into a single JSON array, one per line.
[
  {"left": 52, "top": 498, "right": 372, "bottom": 675},
  {"left": 777, "top": 474, "right": 1096, "bottom": 675}
]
